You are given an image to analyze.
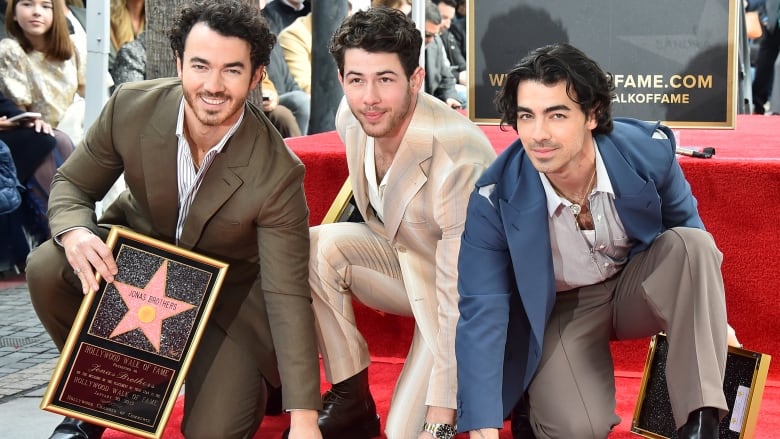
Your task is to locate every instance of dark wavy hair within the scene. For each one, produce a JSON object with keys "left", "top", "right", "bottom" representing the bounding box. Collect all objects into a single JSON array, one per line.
[
  {"left": 329, "top": 7, "right": 422, "bottom": 79},
  {"left": 169, "top": 0, "right": 275, "bottom": 73},
  {"left": 495, "top": 43, "right": 615, "bottom": 134}
]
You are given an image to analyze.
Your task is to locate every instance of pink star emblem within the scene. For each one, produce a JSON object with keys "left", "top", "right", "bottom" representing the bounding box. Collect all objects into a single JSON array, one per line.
[{"left": 110, "top": 261, "right": 195, "bottom": 352}]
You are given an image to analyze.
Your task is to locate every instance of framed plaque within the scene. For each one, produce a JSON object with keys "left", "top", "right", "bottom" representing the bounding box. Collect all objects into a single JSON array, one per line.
[
  {"left": 321, "top": 178, "right": 363, "bottom": 224},
  {"left": 41, "top": 226, "right": 229, "bottom": 439},
  {"left": 631, "top": 333, "right": 771, "bottom": 438}
]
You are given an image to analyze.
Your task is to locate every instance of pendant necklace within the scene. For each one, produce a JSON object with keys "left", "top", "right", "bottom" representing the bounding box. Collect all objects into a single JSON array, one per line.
[{"left": 553, "top": 166, "right": 597, "bottom": 228}]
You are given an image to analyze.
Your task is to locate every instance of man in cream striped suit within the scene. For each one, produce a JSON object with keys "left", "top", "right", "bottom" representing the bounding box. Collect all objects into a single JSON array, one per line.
[{"left": 308, "top": 8, "right": 496, "bottom": 439}]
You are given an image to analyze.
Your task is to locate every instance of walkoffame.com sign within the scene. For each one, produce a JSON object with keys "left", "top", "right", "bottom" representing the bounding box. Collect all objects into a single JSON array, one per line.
[{"left": 468, "top": 0, "right": 739, "bottom": 128}]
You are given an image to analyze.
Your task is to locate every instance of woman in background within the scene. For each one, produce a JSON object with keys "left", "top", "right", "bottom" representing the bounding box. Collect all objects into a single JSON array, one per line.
[
  {"left": 1, "top": 0, "right": 85, "bottom": 129},
  {"left": 0, "top": 0, "right": 78, "bottom": 247},
  {"left": 109, "top": 0, "right": 144, "bottom": 68}
]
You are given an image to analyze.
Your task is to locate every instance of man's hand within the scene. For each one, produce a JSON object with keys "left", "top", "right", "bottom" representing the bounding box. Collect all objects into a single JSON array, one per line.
[
  {"left": 262, "top": 89, "right": 279, "bottom": 113},
  {"left": 470, "top": 428, "right": 499, "bottom": 439},
  {"left": 417, "top": 406, "right": 456, "bottom": 439},
  {"left": 287, "top": 409, "right": 322, "bottom": 439},
  {"left": 61, "top": 229, "right": 118, "bottom": 294}
]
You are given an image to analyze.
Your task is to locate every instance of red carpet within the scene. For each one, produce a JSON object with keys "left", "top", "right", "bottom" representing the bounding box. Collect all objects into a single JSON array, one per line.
[
  {"left": 103, "top": 360, "right": 780, "bottom": 438},
  {"left": 104, "top": 115, "right": 779, "bottom": 437}
]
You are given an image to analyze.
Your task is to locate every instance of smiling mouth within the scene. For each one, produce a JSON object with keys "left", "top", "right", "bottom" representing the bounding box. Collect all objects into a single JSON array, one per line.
[{"left": 200, "top": 95, "right": 227, "bottom": 106}]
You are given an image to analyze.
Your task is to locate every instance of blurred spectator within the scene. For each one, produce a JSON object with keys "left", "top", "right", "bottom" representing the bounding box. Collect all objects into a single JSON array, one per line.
[
  {"left": 434, "top": 0, "right": 467, "bottom": 103},
  {"left": 278, "top": 13, "right": 312, "bottom": 95},
  {"left": 424, "top": 1, "right": 462, "bottom": 109},
  {"left": 260, "top": 68, "right": 302, "bottom": 138},
  {"left": 0, "top": 0, "right": 6, "bottom": 39},
  {"left": 372, "top": 0, "right": 412, "bottom": 15},
  {"left": 0, "top": 138, "right": 26, "bottom": 274},
  {"left": 111, "top": 30, "right": 146, "bottom": 85},
  {"left": 64, "top": 0, "right": 86, "bottom": 52},
  {"left": 0, "top": 91, "right": 74, "bottom": 251},
  {"left": 268, "top": 44, "right": 310, "bottom": 134},
  {"left": 262, "top": 0, "right": 310, "bottom": 34},
  {"left": 752, "top": 0, "right": 779, "bottom": 113},
  {"left": 109, "top": 0, "right": 145, "bottom": 69},
  {"left": 1, "top": 0, "right": 86, "bottom": 134}
]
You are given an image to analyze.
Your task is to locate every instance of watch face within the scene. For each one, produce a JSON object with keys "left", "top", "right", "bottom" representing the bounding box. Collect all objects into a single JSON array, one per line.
[{"left": 434, "top": 424, "right": 456, "bottom": 438}]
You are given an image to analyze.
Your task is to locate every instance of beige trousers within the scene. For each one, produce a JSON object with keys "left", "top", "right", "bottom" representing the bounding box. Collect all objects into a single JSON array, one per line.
[
  {"left": 309, "top": 222, "right": 432, "bottom": 439},
  {"left": 527, "top": 228, "right": 729, "bottom": 439}
]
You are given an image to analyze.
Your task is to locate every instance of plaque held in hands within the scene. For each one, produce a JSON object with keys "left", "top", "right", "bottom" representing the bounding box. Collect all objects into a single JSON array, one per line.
[{"left": 41, "top": 226, "right": 228, "bottom": 439}]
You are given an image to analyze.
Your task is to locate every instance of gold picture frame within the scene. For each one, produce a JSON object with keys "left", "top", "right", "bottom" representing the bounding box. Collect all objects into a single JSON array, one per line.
[
  {"left": 321, "top": 178, "right": 362, "bottom": 224},
  {"left": 631, "top": 333, "right": 771, "bottom": 438},
  {"left": 41, "top": 226, "right": 228, "bottom": 439}
]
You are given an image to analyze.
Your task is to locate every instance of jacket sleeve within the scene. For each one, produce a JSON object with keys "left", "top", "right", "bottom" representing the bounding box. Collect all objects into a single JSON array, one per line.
[
  {"left": 456, "top": 186, "right": 515, "bottom": 431},
  {"left": 652, "top": 125, "right": 705, "bottom": 230}
]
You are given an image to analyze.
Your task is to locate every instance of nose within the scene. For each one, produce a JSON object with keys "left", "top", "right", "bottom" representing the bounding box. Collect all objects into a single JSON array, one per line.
[
  {"left": 203, "top": 70, "right": 225, "bottom": 94},
  {"left": 530, "top": 119, "right": 551, "bottom": 144},
  {"left": 363, "top": 82, "right": 380, "bottom": 106}
]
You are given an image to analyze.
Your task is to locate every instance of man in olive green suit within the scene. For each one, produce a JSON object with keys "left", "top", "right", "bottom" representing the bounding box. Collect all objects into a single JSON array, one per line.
[{"left": 25, "top": 2, "right": 321, "bottom": 439}]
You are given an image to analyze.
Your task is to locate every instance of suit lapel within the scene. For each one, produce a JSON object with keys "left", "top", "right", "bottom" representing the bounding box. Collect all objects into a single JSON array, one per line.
[
  {"left": 177, "top": 110, "right": 256, "bottom": 249},
  {"left": 502, "top": 155, "right": 556, "bottom": 358},
  {"left": 381, "top": 96, "right": 432, "bottom": 243},
  {"left": 344, "top": 121, "right": 373, "bottom": 223},
  {"left": 597, "top": 135, "right": 660, "bottom": 243},
  {"left": 141, "top": 92, "right": 182, "bottom": 241}
]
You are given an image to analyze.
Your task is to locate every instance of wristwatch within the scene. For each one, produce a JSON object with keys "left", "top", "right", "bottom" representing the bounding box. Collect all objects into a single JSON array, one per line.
[{"left": 422, "top": 422, "right": 456, "bottom": 439}]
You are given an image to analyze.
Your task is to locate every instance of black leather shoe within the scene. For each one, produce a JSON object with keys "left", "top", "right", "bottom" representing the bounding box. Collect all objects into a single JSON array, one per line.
[
  {"left": 510, "top": 395, "right": 536, "bottom": 439},
  {"left": 49, "top": 417, "right": 105, "bottom": 439},
  {"left": 677, "top": 407, "right": 719, "bottom": 439},
  {"left": 318, "top": 368, "right": 380, "bottom": 439}
]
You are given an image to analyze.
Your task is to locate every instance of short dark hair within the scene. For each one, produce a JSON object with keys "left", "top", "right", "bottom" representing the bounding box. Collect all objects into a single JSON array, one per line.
[
  {"left": 169, "top": 0, "right": 275, "bottom": 73},
  {"left": 495, "top": 43, "right": 615, "bottom": 134},
  {"left": 330, "top": 7, "right": 422, "bottom": 79}
]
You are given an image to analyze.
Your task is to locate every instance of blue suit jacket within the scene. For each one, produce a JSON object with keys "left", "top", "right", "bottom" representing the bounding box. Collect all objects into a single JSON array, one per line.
[{"left": 454, "top": 118, "right": 705, "bottom": 431}]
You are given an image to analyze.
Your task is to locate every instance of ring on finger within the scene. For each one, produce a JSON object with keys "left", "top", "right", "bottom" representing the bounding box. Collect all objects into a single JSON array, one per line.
[{"left": 73, "top": 268, "right": 81, "bottom": 275}]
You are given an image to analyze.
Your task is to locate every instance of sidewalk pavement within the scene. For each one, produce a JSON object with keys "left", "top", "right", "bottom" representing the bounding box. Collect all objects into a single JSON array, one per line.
[{"left": 0, "top": 274, "right": 69, "bottom": 438}]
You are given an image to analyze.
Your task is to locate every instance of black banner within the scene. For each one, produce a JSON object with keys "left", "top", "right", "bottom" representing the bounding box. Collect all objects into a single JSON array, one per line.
[{"left": 468, "top": 0, "right": 738, "bottom": 128}]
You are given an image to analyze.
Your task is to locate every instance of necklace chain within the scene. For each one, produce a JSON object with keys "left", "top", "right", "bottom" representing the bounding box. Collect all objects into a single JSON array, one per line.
[{"left": 553, "top": 167, "right": 596, "bottom": 217}]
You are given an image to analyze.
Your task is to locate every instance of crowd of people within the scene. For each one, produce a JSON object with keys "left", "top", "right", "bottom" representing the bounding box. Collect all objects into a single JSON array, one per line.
[{"left": 1, "top": 1, "right": 739, "bottom": 439}]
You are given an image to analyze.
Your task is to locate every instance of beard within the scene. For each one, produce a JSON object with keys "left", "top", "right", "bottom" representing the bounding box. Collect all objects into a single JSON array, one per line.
[
  {"left": 184, "top": 90, "right": 244, "bottom": 127},
  {"left": 356, "top": 87, "right": 414, "bottom": 139}
]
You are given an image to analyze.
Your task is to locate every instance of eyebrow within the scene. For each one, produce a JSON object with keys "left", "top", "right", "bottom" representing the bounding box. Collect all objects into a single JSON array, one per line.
[
  {"left": 189, "top": 57, "right": 246, "bottom": 69},
  {"left": 516, "top": 104, "right": 572, "bottom": 114},
  {"left": 345, "top": 69, "right": 399, "bottom": 77}
]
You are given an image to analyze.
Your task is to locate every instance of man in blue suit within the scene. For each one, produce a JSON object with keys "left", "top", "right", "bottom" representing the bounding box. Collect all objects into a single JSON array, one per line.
[{"left": 455, "top": 43, "right": 728, "bottom": 439}]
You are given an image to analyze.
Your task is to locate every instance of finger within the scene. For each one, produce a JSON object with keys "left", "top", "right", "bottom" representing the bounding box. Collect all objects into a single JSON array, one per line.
[
  {"left": 84, "top": 241, "right": 118, "bottom": 284},
  {"left": 71, "top": 267, "right": 92, "bottom": 295}
]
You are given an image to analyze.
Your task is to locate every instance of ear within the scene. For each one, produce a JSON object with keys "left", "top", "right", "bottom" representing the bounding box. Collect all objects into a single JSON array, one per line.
[
  {"left": 250, "top": 66, "right": 264, "bottom": 91},
  {"left": 410, "top": 66, "right": 425, "bottom": 93},
  {"left": 586, "top": 108, "right": 599, "bottom": 131},
  {"left": 176, "top": 57, "right": 183, "bottom": 79}
]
